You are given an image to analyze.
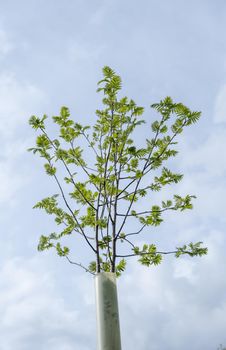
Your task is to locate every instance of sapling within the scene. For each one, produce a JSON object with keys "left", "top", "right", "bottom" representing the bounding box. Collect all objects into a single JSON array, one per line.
[{"left": 28, "top": 66, "right": 207, "bottom": 350}]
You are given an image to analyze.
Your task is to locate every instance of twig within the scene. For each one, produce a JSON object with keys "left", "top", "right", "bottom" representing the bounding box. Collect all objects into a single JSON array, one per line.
[{"left": 65, "top": 256, "right": 95, "bottom": 275}]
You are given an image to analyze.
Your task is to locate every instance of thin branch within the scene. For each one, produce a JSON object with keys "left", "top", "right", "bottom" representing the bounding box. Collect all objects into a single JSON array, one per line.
[
  {"left": 116, "top": 250, "right": 177, "bottom": 258},
  {"left": 117, "top": 207, "right": 175, "bottom": 217},
  {"left": 81, "top": 130, "right": 99, "bottom": 157},
  {"left": 70, "top": 140, "right": 101, "bottom": 197},
  {"left": 120, "top": 237, "right": 135, "bottom": 248},
  {"left": 115, "top": 174, "right": 143, "bottom": 239},
  {"left": 111, "top": 118, "right": 120, "bottom": 272},
  {"left": 116, "top": 176, "right": 137, "bottom": 199},
  {"left": 143, "top": 119, "right": 187, "bottom": 176},
  {"left": 40, "top": 127, "right": 97, "bottom": 211},
  {"left": 60, "top": 159, "right": 97, "bottom": 211},
  {"left": 114, "top": 184, "right": 151, "bottom": 202},
  {"left": 70, "top": 141, "right": 98, "bottom": 173},
  {"left": 101, "top": 115, "right": 115, "bottom": 224},
  {"left": 124, "top": 224, "right": 147, "bottom": 237},
  {"left": 98, "top": 182, "right": 153, "bottom": 206},
  {"left": 65, "top": 256, "right": 95, "bottom": 275},
  {"left": 115, "top": 113, "right": 166, "bottom": 200},
  {"left": 95, "top": 189, "right": 102, "bottom": 272},
  {"left": 61, "top": 219, "right": 95, "bottom": 240},
  {"left": 119, "top": 175, "right": 136, "bottom": 180},
  {"left": 115, "top": 117, "right": 188, "bottom": 239},
  {"left": 52, "top": 171, "right": 97, "bottom": 254},
  {"left": 99, "top": 196, "right": 113, "bottom": 265},
  {"left": 98, "top": 127, "right": 113, "bottom": 263}
]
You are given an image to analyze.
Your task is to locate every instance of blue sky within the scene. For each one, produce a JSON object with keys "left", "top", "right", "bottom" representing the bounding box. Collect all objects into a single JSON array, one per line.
[{"left": 0, "top": 1, "right": 226, "bottom": 349}]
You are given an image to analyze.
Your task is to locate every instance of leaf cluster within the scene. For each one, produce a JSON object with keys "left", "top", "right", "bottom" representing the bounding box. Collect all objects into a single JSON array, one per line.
[{"left": 133, "top": 244, "right": 163, "bottom": 266}]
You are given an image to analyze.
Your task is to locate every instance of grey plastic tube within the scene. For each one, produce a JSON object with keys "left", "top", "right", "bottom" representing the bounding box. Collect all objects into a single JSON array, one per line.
[{"left": 95, "top": 272, "right": 122, "bottom": 350}]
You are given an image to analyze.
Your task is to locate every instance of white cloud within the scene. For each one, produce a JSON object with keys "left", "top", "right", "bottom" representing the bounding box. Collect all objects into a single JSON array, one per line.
[
  {"left": 169, "top": 126, "right": 226, "bottom": 225},
  {"left": 182, "top": 128, "right": 226, "bottom": 177},
  {"left": 173, "top": 259, "right": 198, "bottom": 283},
  {"left": 0, "top": 256, "right": 95, "bottom": 350},
  {"left": 214, "top": 84, "right": 226, "bottom": 123},
  {"left": 0, "top": 72, "right": 47, "bottom": 206},
  {"left": 0, "top": 72, "right": 46, "bottom": 138},
  {"left": 0, "top": 161, "right": 27, "bottom": 206}
]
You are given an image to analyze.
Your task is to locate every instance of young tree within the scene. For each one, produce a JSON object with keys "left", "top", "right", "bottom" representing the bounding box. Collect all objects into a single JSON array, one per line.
[{"left": 28, "top": 66, "right": 207, "bottom": 349}]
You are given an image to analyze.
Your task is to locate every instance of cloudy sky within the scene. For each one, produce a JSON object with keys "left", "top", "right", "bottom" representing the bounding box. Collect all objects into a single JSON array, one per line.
[{"left": 0, "top": 0, "right": 226, "bottom": 349}]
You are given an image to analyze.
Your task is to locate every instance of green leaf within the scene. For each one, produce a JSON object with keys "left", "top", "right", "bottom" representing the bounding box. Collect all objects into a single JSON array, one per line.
[
  {"left": 61, "top": 106, "right": 70, "bottom": 119},
  {"left": 36, "top": 134, "right": 51, "bottom": 149},
  {"left": 88, "top": 261, "right": 97, "bottom": 273},
  {"left": 56, "top": 242, "right": 70, "bottom": 256},
  {"left": 175, "top": 241, "right": 208, "bottom": 258},
  {"left": 116, "top": 259, "right": 126, "bottom": 277},
  {"left": 135, "top": 170, "right": 143, "bottom": 179},
  {"left": 151, "top": 120, "right": 160, "bottom": 132},
  {"left": 102, "top": 66, "right": 115, "bottom": 78},
  {"left": 173, "top": 194, "right": 196, "bottom": 211},
  {"left": 160, "top": 125, "right": 168, "bottom": 133},
  {"left": 29, "top": 115, "right": 47, "bottom": 130},
  {"left": 44, "top": 163, "right": 56, "bottom": 176},
  {"left": 33, "top": 195, "right": 59, "bottom": 213},
  {"left": 38, "top": 235, "right": 54, "bottom": 251}
]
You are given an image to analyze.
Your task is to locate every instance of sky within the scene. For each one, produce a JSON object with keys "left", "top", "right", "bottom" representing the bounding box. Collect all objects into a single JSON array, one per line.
[{"left": 0, "top": 0, "right": 226, "bottom": 349}]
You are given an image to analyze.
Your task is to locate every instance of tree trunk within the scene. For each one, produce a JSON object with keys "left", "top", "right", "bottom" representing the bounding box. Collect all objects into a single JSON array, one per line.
[{"left": 95, "top": 272, "right": 122, "bottom": 350}]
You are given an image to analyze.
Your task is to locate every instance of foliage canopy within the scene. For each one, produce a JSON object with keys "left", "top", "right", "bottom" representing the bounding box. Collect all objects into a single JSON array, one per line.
[{"left": 28, "top": 66, "right": 207, "bottom": 276}]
